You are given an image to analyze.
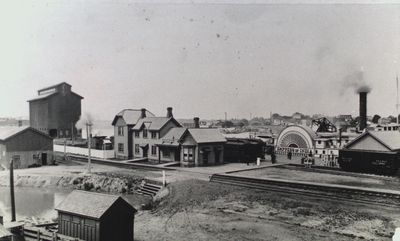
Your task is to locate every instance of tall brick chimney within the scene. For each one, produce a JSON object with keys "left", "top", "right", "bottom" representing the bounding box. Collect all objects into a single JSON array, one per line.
[
  {"left": 140, "top": 108, "right": 147, "bottom": 119},
  {"left": 359, "top": 92, "right": 367, "bottom": 131},
  {"left": 194, "top": 117, "right": 200, "bottom": 128},
  {"left": 167, "top": 107, "right": 173, "bottom": 118}
]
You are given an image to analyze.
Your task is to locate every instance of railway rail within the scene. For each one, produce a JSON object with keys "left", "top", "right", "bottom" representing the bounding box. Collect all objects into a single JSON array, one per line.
[
  {"left": 59, "top": 153, "right": 176, "bottom": 171},
  {"left": 280, "top": 164, "right": 400, "bottom": 181},
  {"left": 210, "top": 174, "right": 400, "bottom": 207}
]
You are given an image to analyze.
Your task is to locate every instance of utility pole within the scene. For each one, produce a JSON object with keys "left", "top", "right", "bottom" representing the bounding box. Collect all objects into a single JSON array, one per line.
[
  {"left": 86, "top": 122, "right": 93, "bottom": 174},
  {"left": 397, "top": 74, "right": 399, "bottom": 126},
  {"left": 9, "top": 159, "right": 16, "bottom": 222}
]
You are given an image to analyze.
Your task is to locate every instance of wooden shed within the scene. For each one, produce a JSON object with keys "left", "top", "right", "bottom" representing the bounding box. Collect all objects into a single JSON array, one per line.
[{"left": 56, "top": 190, "right": 137, "bottom": 241}]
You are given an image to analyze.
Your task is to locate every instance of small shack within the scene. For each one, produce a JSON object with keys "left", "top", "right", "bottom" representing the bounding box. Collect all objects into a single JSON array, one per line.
[
  {"left": 0, "top": 126, "right": 53, "bottom": 169},
  {"left": 56, "top": 190, "right": 137, "bottom": 241}
]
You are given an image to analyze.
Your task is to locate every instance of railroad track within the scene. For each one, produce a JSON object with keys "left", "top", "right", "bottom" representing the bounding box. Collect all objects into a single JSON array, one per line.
[
  {"left": 280, "top": 164, "right": 400, "bottom": 181},
  {"left": 60, "top": 153, "right": 176, "bottom": 172},
  {"left": 210, "top": 174, "right": 400, "bottom": 207}
]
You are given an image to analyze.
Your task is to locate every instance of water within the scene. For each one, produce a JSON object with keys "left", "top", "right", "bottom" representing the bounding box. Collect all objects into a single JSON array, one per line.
[{"left": 0, "top": 187, "right": 70, "bottom": 222}]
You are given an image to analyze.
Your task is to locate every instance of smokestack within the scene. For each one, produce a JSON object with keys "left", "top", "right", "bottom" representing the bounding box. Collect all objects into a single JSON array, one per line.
[
  {"left": 359, "top": 92, "right": 367, "bottom": 131},
  {"left": 167, "top": 107, "right": 173, "bottom": 118},
  {"left": 141, "top": 108, "right": 147, "bottom": 119},
  {"left": 194, "top": 117, "right": 200, "bottom": 128}
]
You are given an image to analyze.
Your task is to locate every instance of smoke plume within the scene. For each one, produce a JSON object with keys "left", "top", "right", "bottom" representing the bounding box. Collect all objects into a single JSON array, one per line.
[{"left": 341, "top": 68, "right": 371, "bottom": 94}]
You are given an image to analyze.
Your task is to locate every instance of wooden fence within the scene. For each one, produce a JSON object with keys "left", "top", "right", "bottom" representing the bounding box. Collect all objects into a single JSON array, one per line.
[{"left": 23, "top": 226, "right": 84, "bottom": 241}]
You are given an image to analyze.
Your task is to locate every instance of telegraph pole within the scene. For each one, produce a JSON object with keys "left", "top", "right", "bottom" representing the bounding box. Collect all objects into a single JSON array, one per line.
[
  {"left": 86, "top": 122, "right": 93, "bottom": 174},
  {"left": 9, "top": 159, "right": 16, "bottom": 222}
]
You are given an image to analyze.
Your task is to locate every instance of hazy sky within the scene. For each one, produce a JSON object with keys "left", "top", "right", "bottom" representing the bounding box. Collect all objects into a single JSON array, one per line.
[{"left": 1, "top": 1, "right": 400, "bottom": 120}]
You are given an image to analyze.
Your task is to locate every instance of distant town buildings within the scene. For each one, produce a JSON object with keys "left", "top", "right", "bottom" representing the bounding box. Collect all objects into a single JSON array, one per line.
[
  {"left": 28, "top": 82, "right": 83, "bottom": 138},
  {"left": 0, "top": 126, "right": 53, "bottom": 169}
]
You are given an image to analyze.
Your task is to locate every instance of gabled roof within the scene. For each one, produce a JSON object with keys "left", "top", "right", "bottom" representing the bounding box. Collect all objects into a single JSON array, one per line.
[
  {"left": 344, "top": 131, "right": 400, "bottom": 151},
  {"left": 56, "top": 190, "right": 136, "bottom": 220},
  {"left": 158, "top": 127, "right": 187, "bottom": 146},
  {"left": 187, "top": 128, "right": 227, "bottom": 144},
  {"left": 111, "top": 109, "right": 155, "bottom": 126},
  {"left": 132, "top": 117, "right": 182, "bottom": 131},
  {"left": 28, "top": 82, "right": 83, "bottom": 102},
  {"left": 0, "top": 126, "right": 53, "bottom": 141},
  {"left": 38, "top": 82, "right": 71, "bottom": 92},
  {"left": 27, "top": 92, "right": 58, "bottom": 102}
]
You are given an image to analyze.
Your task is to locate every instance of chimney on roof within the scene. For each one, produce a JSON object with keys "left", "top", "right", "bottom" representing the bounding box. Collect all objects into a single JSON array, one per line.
[
  {"left": 141, "top": 108, "right": 147, "bottom": 119},
  {"left": 167, "top": 107, "right": 173, "bottom": 118},
  {"left": 194, "top": 117, "right": 200, "bottom": 128}
]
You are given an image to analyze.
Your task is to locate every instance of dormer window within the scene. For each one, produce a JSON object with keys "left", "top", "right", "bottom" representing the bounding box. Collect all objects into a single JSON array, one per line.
[
  {"left": 151, "top": 131, "right": 157, "bottom": 139},
  {"left": 143, "top": 128, "right": 148, "bottom": 138}
]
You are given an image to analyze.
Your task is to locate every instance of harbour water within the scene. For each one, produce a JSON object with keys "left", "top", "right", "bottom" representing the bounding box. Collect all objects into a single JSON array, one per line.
[{"left": 0, "top": 187, "right": 70, "bottom": 223}]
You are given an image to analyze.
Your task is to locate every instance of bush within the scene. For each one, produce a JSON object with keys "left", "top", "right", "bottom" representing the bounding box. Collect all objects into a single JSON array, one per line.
[{"left": 83, "top": 182, "right": 94, "bottom": 191}]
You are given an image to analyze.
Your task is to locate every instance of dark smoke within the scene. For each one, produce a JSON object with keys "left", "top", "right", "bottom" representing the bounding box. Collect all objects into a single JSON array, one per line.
[{"left": 341, "top": 69, "right": 371, "bottom": 94}]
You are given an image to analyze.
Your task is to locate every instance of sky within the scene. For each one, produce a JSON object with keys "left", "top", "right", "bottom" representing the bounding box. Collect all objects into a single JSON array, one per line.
[{"left": 1, "top": 1, "right": 400, "bottom": 120}]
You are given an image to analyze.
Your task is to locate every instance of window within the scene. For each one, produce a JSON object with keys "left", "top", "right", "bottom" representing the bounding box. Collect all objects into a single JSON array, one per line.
[
  {"left": 59, "top": 130, "right": 64, "bottom": 137},
  {"left": 163, "top": 150, "right": 170, "bottom": 158},
  {"left": 317, "top": 140, "right": 321, "bottom": 144},
  {"left": 151, "top": 131, "right": 157, "bottom": 139},
  {"left": 118, "top": 143, "right": 124, "bottom": 153},
  {"left": 135, "top": 131, "right": 139, "bottom": 138},
  {"left": 118, "top": 126, "right": 124, "bottom": 136},
  {"left": 65, "top": 130, "right": 69, "bottom": 137},
  {"left": 183, "top": 148, "right": 194, "bottom": 161},
  {"left": 135, "top": 144, "right": 140, "bottom": 154},
  {"left": 151, "top": 146, "right": 157, "bottom": 156},
  {"left": 143, "top": 129, "right": 148, "bottom": 138}
]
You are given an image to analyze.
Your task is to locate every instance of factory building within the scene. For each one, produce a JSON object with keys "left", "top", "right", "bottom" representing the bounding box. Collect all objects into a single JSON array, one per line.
[{"left": 28, "top": 82, "right": 83, "bottom": 138}]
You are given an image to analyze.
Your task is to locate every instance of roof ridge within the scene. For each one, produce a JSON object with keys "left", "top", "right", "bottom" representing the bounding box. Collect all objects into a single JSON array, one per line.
[{"left": 73, "top": 190, "right": 120, "bottom": 198}]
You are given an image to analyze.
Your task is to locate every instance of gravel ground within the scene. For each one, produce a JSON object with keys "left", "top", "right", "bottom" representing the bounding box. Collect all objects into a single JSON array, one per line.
[{"left": 135, "top": 179, "right": 400, "bottom": 241}]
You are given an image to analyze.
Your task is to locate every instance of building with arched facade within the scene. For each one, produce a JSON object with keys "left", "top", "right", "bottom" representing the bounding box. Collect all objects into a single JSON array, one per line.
[{"left": 276, "top": 125, "right": 359, "bottom": 158}]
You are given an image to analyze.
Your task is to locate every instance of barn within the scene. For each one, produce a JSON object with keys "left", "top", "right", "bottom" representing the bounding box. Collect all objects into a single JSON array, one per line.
[
  {"left": 339, "top": 131, "right": 400, "bottom": 174},
  {"left": 0, "top": 126, "right": 53, "bottom": 169},
  {"left": 56, "top": 190, "right": 137, "bottom": 241}
]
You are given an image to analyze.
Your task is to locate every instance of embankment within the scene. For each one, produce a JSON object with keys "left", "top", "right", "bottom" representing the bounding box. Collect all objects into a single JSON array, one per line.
[{"left": 0, "top": 172, "right": 144, "bottom": 194}]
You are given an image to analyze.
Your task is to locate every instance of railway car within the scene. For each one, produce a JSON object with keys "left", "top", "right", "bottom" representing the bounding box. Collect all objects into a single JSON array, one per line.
[{"left": 338, "top": 131, "right": 400, "bottom": 175}]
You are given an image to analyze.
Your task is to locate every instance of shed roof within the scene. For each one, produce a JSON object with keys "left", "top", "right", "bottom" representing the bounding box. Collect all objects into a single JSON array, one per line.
[
  {"left": 55, "top": 190, "right": 136, "bottom": 220},
  {"left": 0, "top": 126, "right": 52, "bottom": 141},
  {"left": 112, "top": 109, "right": 155, "bottom": 126},
  {"left": 187, "top": 128, "right": 227, "bottom": 144},
  {"left": 132, "top": 117, "right": 181, "bottom": 131}
]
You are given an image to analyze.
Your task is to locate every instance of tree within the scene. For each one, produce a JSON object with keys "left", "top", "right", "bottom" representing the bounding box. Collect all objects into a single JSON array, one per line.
[{"left": 371, "top": 114, "right": 381, "bottom": 124}]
